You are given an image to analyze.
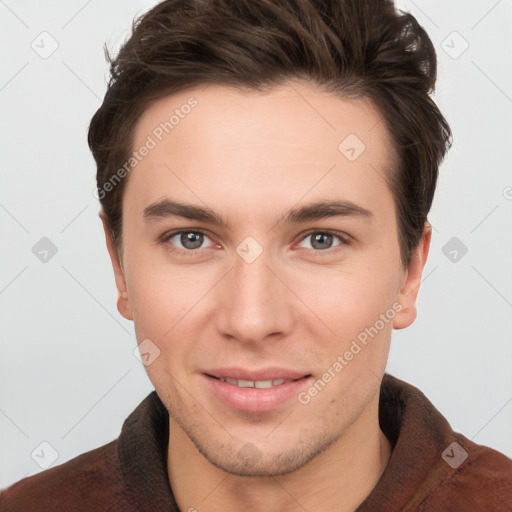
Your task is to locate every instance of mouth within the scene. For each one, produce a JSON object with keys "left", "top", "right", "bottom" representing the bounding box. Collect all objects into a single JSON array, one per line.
[
  {"left": 202, "top": 368, "right": 312, "bottom": 413},
  {"left": 212, "top": 376, "right": 299, "bottom": 388}
]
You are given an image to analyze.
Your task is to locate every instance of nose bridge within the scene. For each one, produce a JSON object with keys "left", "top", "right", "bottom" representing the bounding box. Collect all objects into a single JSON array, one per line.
[{"left": 216, "top": 244, "right": 293, "bottom": 343}]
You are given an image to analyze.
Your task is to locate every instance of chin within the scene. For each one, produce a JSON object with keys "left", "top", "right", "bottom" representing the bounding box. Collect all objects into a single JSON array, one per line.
[{"left": 187, "top": 427, "right": 334, "bottom": 477}]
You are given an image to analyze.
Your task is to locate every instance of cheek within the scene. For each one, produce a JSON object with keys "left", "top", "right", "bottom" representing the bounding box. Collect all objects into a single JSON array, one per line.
[
  {"left": 297, "top": 257, "right": 401, "bottom": 338},
  {"left": 125, "top": 250, "right": 222, "bottom": 343},
  {"left": 301, "top": 266, "right": 398, "bottom": 398},
  {"left": 126, "top": 266, "right": 205, "bottom": 387}
]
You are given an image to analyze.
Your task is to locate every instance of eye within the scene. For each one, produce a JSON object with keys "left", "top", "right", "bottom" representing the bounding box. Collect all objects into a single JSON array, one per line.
[
  {"left": 297, "top": 231, "right": 347, "bottom": 251},
  {"left": 165, "top": 230, "right": 217, "bottom": 252}
]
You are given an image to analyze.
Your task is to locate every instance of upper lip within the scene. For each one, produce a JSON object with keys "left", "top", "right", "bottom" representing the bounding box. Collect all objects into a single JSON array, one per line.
[{"left": 203, "top": 367, "right": 310, "bottom": 381}]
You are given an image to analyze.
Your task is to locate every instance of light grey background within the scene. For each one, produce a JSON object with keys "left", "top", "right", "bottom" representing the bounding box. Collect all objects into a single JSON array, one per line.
[{"left": 1, "top": 0, "right": 511, "bottom": 488}]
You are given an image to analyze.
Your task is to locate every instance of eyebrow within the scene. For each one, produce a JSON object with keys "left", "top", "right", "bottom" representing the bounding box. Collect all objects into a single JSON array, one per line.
[
  {"left": 143, "top": 200, "right": 228, "bottom": 226},
  {"left": 143, "top": 198, "right": 373, "bottom": 226}
]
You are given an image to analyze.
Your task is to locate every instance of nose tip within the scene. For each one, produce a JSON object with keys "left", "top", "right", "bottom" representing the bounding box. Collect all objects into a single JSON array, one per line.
[{"left": 215, "top": 247, "right": 295, "bottom": 344}]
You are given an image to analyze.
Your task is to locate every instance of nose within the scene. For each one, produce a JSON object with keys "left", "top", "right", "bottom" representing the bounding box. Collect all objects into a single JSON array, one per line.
[{"left": 215, "top": 247, "right": 295, "bottom": 345}]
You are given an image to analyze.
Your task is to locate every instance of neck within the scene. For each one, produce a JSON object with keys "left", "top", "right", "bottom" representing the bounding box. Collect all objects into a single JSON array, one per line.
[{"left": 167, "top": 394, "right": 391, "bottom": 512}]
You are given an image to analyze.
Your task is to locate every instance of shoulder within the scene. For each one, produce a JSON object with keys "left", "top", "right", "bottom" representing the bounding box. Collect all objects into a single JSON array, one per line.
[
  {"left": 419, "top": 434, "right": 512, "bottom": 511},
  {"left": 376, "top": 375, "right": 512, "bottom": 511},
  {"left": 0, "top": 391, "right": 169, "bottom": 512},
  {"left": 0, "top": 439, "right": 134, "bottom": 512}
]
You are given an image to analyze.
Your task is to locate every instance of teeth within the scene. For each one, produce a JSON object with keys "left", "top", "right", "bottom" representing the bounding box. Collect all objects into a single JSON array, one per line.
[
  {"left": 255, "top": 380, "right": 273, "bottom": 389},
  {"left": 219, "top": 378, "right": 288, "bottom": 388},
  {"left": 238, "top": 379, "right": 256, "bottom": 388}
]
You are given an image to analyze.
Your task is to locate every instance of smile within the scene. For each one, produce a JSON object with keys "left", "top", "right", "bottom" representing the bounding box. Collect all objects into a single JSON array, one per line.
[
  {"left": 203, "top": 370, "right": 313, "bottom": 413},
  {"left": 217, "top": 377, "right": 289, "bottom": 388}
]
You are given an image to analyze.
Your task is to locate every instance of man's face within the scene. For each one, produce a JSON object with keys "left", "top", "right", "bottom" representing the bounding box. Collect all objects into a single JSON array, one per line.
[{"left": 107, "top": 81, "right": 423, "bottom": 476}]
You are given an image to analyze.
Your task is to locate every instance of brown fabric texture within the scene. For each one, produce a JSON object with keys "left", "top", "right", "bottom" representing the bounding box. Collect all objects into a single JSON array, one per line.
[{"left": 1, "top": 374, "right": 511, "bottom": 511}]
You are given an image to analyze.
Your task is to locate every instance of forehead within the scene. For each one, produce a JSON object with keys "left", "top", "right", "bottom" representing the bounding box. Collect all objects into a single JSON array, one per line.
[{"left": 126, "top": 81, "right": 395, "bottom": 219}]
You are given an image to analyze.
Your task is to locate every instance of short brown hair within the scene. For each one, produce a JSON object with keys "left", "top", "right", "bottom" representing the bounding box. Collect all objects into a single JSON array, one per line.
[{"left": 88, "top": 0, "right": 451, "bottom": 267}]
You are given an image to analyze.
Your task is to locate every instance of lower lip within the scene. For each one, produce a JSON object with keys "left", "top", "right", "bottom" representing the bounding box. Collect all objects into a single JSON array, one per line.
[{"left": 203, "top": 374, "right": 311, "bottom": 413}]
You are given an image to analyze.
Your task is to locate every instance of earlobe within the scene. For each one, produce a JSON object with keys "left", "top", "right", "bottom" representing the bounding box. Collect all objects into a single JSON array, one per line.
[
  {"left": 100, "top": 210, "right": 133, "bottom": 321},
  {"left": 393, "top": 222, "right": 432, "bottom": 330},
  {"left": 117, "top": 294, "right": 133, "bottom": 321}
]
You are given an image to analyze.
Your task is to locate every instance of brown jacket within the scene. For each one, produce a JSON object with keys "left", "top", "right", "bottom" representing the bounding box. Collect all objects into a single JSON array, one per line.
[{"left": 1, "top": 374, "right": 511, "bottom": 511}]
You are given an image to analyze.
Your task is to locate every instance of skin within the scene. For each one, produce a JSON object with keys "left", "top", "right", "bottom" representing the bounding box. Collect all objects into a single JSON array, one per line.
[{"left": 102, "top": 80, "right": 431, "bottom": 512}]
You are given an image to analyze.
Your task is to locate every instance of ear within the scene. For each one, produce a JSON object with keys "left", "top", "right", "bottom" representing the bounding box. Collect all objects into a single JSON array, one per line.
[
  {"left": 100, "top": 211, "right": 133, "bottom": 321},
  {"left": 393, "top": 222, "right": 432, "bottom": 330}
]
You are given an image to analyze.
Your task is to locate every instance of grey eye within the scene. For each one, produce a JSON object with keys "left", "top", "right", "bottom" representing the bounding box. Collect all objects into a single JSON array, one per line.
[
  {"left": 298, "top": 232, "right": 343, "bottom": 251},
  {"left": 169, "top": 231, "right": 210, "bottom": 250}
]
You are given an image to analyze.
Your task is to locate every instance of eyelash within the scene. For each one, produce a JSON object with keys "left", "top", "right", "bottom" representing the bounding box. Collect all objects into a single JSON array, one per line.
[{"left": 161, "top": 229, "right": 351, "bottom": 257}]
